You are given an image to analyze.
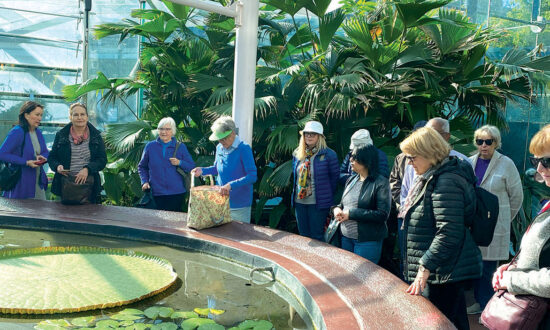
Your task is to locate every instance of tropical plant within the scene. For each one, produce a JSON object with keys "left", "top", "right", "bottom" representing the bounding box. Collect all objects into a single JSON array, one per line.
[{"left": 62, "top": 0, "right": 550, "bottom": 230}]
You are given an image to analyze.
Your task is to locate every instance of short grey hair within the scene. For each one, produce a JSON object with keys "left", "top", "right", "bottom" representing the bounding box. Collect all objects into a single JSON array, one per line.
[
  {"left": 427, "top": 117, "right": 450, "bottom": 133},
  {"left": 474, "top": 125, "right": 502, "bottom": 149},
  {"left": 158, "top": 117, "right": 177, "bottom": 133},
  {"left": 211, "top": 116, "right": 237, "bottom": 135}
]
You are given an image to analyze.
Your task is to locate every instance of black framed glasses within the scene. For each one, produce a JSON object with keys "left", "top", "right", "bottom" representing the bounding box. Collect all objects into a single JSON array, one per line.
[
  {"left": 530, "top": 156, "right": 550, "bottom": 169},
  {"left": 304, "top": 132, "right": 317, "bottom": 137},
  {"left": 475, "top": 139, "right": 494, "bottom": 146},
  {"left": 405, "top": 155, "right": 417, "bottom": 162}
]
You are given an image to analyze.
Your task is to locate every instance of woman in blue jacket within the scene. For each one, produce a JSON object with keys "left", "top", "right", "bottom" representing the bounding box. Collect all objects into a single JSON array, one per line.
[
  {"left": 193, "top": 116, "right": 257, "bottom": 223},
  {"left": 0, "top": 101, "right": 49, "bottom": 199},
  {"left": 293, "top": 121, "right": 339, "bottom": 241},
  {"left": 138, "top": 117, "right": 195, "bottom": 211}
]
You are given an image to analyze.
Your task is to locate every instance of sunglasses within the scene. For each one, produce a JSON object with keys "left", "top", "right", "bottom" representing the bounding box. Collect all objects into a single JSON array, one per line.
[
  {"left": 304, "top": 132, "right": 318, "bottom": 137},
  {"left": 475, "top": 139, "right": 494, "bottom": 146},
  {"left": 530, "top": 156, "right": 550, "bottom": 169}
]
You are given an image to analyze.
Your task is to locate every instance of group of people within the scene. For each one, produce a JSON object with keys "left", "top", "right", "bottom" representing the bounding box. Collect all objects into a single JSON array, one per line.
[{"left": 1, "top": 102, "right": 549, "bottom": 329}]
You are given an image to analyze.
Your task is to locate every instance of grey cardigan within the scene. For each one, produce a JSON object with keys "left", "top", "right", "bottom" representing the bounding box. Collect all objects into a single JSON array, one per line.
[{"left": 502, "top": 209, "right": 550, "bottom": 298}]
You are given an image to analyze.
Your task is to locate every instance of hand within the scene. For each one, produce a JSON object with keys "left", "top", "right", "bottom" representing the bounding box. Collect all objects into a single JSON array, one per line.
[
  {"left": 169, "top": 157, "right": 180, "bottom": 166},
  {"left": 406, "top": 266, "right": 430, "bottom": 295},
  {"left": 333, "top": 207, "right": 343, "bottom": 220},
  {"left": 35, "top": 155, "right": 47, "bottom": 165},
  {"left": 493, "top": 263, "right": 514, "bottom": 290},
  {"left": 142, "top": 182, "right": 151, "bottom": 191},
  {"left": 192, "top": 167, "right": 202, "bottom": 177},
  {"left": 220, "top": 183, "right": 231, "bottom": 196},
  {"left": 74, "top": 167, "right": 89, "bottom": 184},
  {"left": 340, "top": 210, "right": 350, "bottom": 221},
  {"left": 26, "top": 160, "right": 39, "bottom": 168},
  {"left": 57, "top": 165, "right": 69, "bottom": 176}
]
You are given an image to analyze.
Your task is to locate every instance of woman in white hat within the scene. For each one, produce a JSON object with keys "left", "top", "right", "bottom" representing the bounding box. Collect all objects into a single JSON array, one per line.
[
  {"left": 193, "top": 116, "right": 257, "bottom": 223},
  {"left": 292, "top": 120, "right": 339, "bottom": 240}
]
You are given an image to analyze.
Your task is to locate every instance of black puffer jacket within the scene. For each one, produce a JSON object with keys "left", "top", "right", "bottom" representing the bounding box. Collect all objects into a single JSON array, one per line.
[
  {"left": 404, "top": 157, "right": 482, "bottom": 284},
  {"left": 48, "top": 122, "right": 107, "bottom": 203}
]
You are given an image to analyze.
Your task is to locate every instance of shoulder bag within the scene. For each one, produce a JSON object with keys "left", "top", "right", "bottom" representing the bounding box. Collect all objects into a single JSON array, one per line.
[
  {"left": 187, "top": 175, "right": 231, "bottom": 229},
  {"left": 481, "top": 234, "right": 549, "bottom": 330},
  {"left": 0, "top": 133, "right": 25, "bottom": 191},
  {"left": 61, "top": 174, "right": 94, "bottom": 205},
  {"left": 173, "top": 142, "right": 191, "bottom": 191}
]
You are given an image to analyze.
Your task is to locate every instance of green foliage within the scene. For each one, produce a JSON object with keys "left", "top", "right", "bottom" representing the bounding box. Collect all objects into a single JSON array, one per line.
[{"left": 61, "top": 0, "right": 550, "bottom": 231}]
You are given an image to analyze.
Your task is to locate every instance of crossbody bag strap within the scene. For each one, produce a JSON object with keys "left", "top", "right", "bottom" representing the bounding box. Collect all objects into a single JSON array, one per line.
[{"left": 172, "top": 142, "right": 180, "bottom": 157}]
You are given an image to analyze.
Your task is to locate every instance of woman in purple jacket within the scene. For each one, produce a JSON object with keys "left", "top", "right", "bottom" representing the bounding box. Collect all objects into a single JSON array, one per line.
[
  {"left": 138, "top": 117, "right": 195, "bottom": 211},
  {"left": 0, "top": 101, "right": 49, "bottom": 199},
  {"left": 292, "top": 121, "right": 339, "bottom": 241}
]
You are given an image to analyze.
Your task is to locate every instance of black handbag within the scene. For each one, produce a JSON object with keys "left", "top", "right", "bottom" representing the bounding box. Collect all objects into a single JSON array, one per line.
[
  {"left": 61, "top": 174, "right": 94, "bottom": 205},
  {"left": 173, "top": 142, "right": 191, "bottom": 191},
  {"left": 0, "top": 135, "right": 25, "bottom": 191},
  {"left": 135, "top": 189, "right": 157, "bottom": 209}
]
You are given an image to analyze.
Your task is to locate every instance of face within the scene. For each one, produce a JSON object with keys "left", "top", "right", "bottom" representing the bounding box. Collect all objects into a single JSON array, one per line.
[
  {"left": 532, "top": 151, "right": 550, "bottom": 187},
  {"left": 476, "top": 133, "right": 497, "bottom": 160},
  {"left": 350, "top": 155, "right": 367, "bottom": 175},
  {"left": 70, "top": 106, "right": 88, "bottom": 129},
  {"left": 24, "top": 107, "right": 44, "bottom": 130},
  {"left": 407, "top": 154, "right": 432, "bottom": 175},
  {"left": 304, "top": 132, "right": 319, "bottom": 147},
  {"left": 158, "top": 124, "right": 173, "bottom": 142},
  {"left": 219, "top": 131, "right": 236, "bottom": 149}
]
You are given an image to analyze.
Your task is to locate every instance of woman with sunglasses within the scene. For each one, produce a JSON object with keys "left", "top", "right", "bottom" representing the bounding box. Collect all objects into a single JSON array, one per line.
[
  {"left": 0, "top": 101, "right": 49, "bottom": 199},
  {"left": 138, "top": 117, "right": 195, "bottom": 211},
  {"left": 467, "top": 125, "right": 523, "bottom": 315},
  {"left": 492, "top": 125, "right": 550, "bottom": 328},
  {"left": 332, "top": 145, "right": 390, "bottom": 263},
  {"left": 400, "top": 127, "right": 481, "bottom": 329},
  {"left": 292, "top": 121, "right": 339, "bottom": 241}
]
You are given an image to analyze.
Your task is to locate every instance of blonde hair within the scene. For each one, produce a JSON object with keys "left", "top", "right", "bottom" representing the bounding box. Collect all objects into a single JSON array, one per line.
[
  {"left": 474, "top": 125, "right": 502, "bottom": 148},
  {"left": 400, "top": 127, "right": 451, "bottom": 165},
  {"left": 294, "top": 134, "right": 328, "bottom": 161},
  {"left": 529, "top": 124, "right": 550, "bottom": 156}
]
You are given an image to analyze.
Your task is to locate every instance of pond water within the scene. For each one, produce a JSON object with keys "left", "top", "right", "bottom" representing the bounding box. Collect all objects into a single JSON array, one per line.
[{"left": 0, "top": 228, "right": 311, "bottom": 329}]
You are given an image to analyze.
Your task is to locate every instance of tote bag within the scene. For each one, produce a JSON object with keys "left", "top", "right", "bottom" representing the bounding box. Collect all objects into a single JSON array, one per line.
[{"left": 187, "top": 175, "right": 231, "bottom": 230}]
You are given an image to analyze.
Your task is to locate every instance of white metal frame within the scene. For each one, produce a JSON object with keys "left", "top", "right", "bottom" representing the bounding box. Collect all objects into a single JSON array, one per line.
[{"left": 167, "top": 0, "right": 259, "bottom": 145}]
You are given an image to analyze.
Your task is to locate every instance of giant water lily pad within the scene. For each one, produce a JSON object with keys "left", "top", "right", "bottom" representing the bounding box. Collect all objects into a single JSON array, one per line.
[{"left": 0, "top": 246, "right": 177, "bottom": 314}]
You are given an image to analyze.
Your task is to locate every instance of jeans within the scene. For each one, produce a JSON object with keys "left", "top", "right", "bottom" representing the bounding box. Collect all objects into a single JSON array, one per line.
[
  {"left": 294, "top": 203, "right": 329, "bottom": 241},
  {"left": 423, "top": 280, "right": 470, "bottom": 330},
  {"left": 341, "top": 236, "right": 383, "bottom": 264},
  {"left": 231, "top": 206, "right": 252, "bottom": 223},
  {"left": 474, "top": 260, "right": 498, "bottom": 309}
]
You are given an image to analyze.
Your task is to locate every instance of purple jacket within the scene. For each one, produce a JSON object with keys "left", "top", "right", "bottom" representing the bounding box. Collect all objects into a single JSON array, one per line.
[
  {"left": 292, "top": 147, "right": 339, "bottom": 209},
  {"left": 0, "top": 126, "right": 49, "bottom": 198}
]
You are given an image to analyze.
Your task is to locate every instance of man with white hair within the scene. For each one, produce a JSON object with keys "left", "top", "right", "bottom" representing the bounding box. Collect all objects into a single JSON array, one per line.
[{"left": 339, "top": 129, "right": 389, "bottom": 185}]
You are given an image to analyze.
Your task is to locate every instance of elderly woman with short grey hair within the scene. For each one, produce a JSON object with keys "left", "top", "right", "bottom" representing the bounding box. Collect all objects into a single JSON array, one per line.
[
  {"left": 138, "top": 117, "right": 195, "bottom": 211},
  {"left": 193, "top": 116, "right": 257, "bottom": 223},
  {"left": 467, "top": 125, "right": 523, "bottom": 315}
]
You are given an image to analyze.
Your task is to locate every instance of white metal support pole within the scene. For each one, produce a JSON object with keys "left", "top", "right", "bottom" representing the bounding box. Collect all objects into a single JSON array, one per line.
[
  {"left": 232, "top": 0, "right": 259, "bottom": 146},
  {"left": 167, "top": 0, "right": 259, "bottom": 146}
]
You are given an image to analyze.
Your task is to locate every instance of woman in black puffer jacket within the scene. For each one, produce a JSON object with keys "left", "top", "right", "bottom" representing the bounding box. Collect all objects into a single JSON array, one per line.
[{"left": 399, "top": 127, "right": 482, "bottom": 330}]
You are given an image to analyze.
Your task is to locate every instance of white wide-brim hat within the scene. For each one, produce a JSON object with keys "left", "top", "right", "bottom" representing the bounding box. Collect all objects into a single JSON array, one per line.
[
  {"left": 350, "top": 129, "right": 373, "bottom": 149},
  {"left": 300, "top": 121, "right": 324, "bottom": 136}
]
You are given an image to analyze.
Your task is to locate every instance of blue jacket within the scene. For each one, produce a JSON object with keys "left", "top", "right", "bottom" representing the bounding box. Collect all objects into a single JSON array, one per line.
[
  {"left": 339, "top": 147, "right": 389, "bottom": 185},
  {"left": 202, "top": 140, "right": 257, "bottom": 208},
  {"left": 138, "top": 137, "right": 195, "bottom": 196},
  {"left": 0, "top": 126, "right": 49, "bottom": 199},
  {"left": 292, "top": 147, "right": 339, "bottom": 210}
]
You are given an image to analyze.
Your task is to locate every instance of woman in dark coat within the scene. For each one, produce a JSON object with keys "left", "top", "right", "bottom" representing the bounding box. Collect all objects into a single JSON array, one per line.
[
  {"left": 332, "top": 144, "right": 390, "bottom": 264},
  {"left": 48, "top": 103, "right": 107, "bottom": 203},
  {"left": 399, "top": 127, "right": 482, "bottom": 330}
]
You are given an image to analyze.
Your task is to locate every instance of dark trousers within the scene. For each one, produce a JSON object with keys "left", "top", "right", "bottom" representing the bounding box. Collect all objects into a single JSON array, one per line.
[
  {"left": 474, "top": 260, "right": 498, "bottom": 309},
  {"left": 423, "top": 281, "right": 469, "bottom": 330},
  {"left": 294, "top": 203, "right": 329, "bottom": 241},
  {"left": 153, "top": 193, "right": 184, "bottom": 212}
]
